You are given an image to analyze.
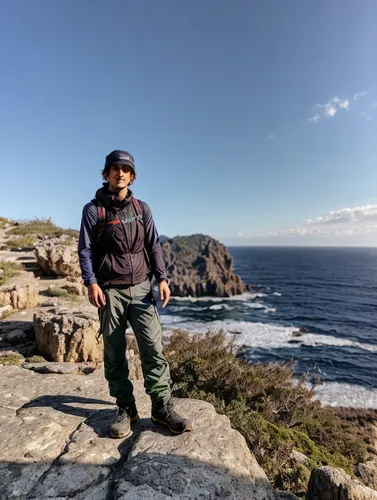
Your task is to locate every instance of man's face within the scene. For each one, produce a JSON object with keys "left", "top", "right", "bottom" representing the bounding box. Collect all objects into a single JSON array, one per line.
[{"left": 105, "top": 164, "right": 134, "bottom": 191}]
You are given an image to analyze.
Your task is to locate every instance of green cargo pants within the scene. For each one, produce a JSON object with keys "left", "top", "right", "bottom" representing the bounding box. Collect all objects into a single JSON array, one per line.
[{"left": 99, "top": 279, "right": 172, "bottom": 409}]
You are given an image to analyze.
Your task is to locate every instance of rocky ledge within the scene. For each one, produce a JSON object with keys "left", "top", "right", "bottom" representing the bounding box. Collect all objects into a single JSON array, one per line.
[
  {"left": 161, "top": 234, "right": 248, "bottom": 297},
  {"left": 0, "top": 365, "right": 282, "bottom": 500}
]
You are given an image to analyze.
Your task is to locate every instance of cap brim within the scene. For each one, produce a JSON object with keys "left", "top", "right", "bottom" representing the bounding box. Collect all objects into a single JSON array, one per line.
[{"left": 111, "top": 160, "right": 135, "bottom": 170}]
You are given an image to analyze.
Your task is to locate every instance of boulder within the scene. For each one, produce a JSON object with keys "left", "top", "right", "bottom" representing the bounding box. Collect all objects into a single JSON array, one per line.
[
  {"left": 34, "top": 308, "right": 103, "bottom": 363},
  {"left": 33, "top": 309, "right": 143, "bottom": 379},
  {"left": 0, "top": 275, "right": 39, "bottom": 310},
  {"left": 161, "top": 234, "right": 248, "bottom": 297},
  {"left": 34, "top": 235, "right": 81, "bottom": 277},
  {"left": 307, "top": 466, "right": 377, "bottom": 499},
  {"left": 0, "top": 365, "right": 279, "bottom": 500}
]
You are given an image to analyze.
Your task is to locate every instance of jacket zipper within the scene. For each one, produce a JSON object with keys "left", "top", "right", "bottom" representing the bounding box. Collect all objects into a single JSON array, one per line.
[{"left": 119, "top": 208, "right": 134, "bottom": 283}]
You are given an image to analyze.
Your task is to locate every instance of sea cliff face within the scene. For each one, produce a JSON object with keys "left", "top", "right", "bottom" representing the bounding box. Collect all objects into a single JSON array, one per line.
[{"left": 161, "top": 234, "right": 248, "bottom": 297}]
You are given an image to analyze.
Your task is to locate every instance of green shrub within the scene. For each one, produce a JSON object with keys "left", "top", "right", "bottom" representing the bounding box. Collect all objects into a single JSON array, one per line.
[
  {"left": 26, "top": 355, "right": 47, "bottom": 363},
  {"left": 43, "top": 288, "right": 82, "bottom": 303},
  {"left": 0, "top": 261, "right": 22, "bottom": 286},
  {"left": 44, "top": 288, "right": 69, "bottom": 297},
  {"left": 6, "top": 236, "right": 37, "bottom": 249},
  {"left": 7, "top": 219, "right": 78, "bottom": 239},
  {"left": 165, "top": 330, "right": 369, "bottom": 495}
]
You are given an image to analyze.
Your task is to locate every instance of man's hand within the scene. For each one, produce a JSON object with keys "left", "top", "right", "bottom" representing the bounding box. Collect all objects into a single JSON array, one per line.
[
  {"left": 159, "top": 280, "right": 171, "bottom": 308},
  {"left": 87, "top": 283, "right": 106, "bottom": 308}
]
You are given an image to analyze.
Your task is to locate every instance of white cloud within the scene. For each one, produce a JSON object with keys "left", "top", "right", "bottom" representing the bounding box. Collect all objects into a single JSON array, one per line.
[
  {"left": 312, "top": 96, "right": 350, "bottom": 121},
  {"left": 306, "top": 204, "right": 377, "bottom": 225},
  {"left": 339, "top": 99, "right": 350, "bottom": 110},
  {"left": 309, "top": 114, "right": 320, "bottom": 123},
  {"left": 353, "top": 91, "right": 368, "bottom": 101},
  {"left": 254, "top": 204, "right": 377, "bottom": 241},
  {"left": 268, "top": 133, "right": 275, "bottom": 140},
  {"left": 310, "top": 91, "right": 371, "bottom": 123},
  {"left": 237, "top": 232, "right": 243, "bottom": 237}
]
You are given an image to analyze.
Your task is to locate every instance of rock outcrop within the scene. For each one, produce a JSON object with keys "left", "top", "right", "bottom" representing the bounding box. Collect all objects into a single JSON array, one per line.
[
  {"left": 32, "top": 231, "right": 248, "bottom": 298},
  {"left": 33, "top": 308, "right": 142, "bottom": 377},
  {"left": 161, "top": 234, "right": 248, "bottom": 297},
  {"left": 307, "top": 466, "right": 377, "bottom": 499},
  {"left": 34, "top": 308, "right": 103, "bottom": 362},
  {"left": 0, "top": 364, "right": 279, "bottom": 500},
  {"left": 0, "top": 274, "right": 39, "bottom": 310},
  {"left": 34, "top": 235, "right": 81, "bottom": 277}
]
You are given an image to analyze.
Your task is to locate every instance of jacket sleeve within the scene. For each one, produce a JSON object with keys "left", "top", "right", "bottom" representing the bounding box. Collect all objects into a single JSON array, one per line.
[
  {"left": 78, "top": 203, "right": 99, "bottom": 286},
  {"left": 141, "top": 202, "right": 168, "bottom": 283}
]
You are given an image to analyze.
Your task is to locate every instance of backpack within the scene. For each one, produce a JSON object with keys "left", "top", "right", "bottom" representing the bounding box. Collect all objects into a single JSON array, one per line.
[{"left": 95, "top": 197, "right": 144, "bottom": 239}]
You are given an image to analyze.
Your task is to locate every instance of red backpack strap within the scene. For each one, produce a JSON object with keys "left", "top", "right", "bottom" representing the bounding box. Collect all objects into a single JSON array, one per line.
[
  {"left": 132, "top": 197, "right": 142, "bottom": 215},
  {"left": 97, "top": 205, "right": 106, "bottom": 238}
]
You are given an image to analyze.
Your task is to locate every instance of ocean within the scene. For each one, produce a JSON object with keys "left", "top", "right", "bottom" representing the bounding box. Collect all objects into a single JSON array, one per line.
[{"left": 158, "top": 247, "right": 377, "bottom": 409}]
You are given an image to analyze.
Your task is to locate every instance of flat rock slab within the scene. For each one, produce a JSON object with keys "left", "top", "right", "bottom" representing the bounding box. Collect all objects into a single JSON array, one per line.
[
  {"left": 0, "top": 365, "right": 278, "bottom": 500},
  {"left": 22, "top": 361, "right": 97, "bottom": 375}
]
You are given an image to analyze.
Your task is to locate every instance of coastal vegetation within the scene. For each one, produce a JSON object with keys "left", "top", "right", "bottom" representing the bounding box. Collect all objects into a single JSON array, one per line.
[{"left": 162, "top": 330, "right": 371, "bottom": 496}]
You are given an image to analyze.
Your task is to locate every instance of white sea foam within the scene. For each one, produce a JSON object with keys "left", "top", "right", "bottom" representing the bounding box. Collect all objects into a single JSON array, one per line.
[
  {"left": 168, "top": 306, "right": 209, "bottom": 313},
  {"left": 170, "top": 292, "right": 265, "bottom": 303},
  {"left": 244, "top": 302, "right": 276, "bottom": 313},
  {"left": 160, "top": 317, "right": 377, "bottom": 352},
  {"left": 209, "top": 304, "right": 232, "bottom": 311},
  {"left": 160, "top": 315, "right": 377, "bottom": 408},
  {"left": 244, "top": 303, "right": 265, "bottom": 309},
  {"left": 310, "top": 382, "right": 377, "bottom": 409},
  {"left": 273, "top": 292, "right": 282, "bottom": 296}
]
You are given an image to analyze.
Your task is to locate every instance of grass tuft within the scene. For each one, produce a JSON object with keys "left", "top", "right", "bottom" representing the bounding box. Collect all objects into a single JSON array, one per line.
[
  {"left": 0, "top": 261, "right": 23, "bottom": 286},
  {"left": 7, "top": 219, "right": 79, "bottom": 239},
  {"left": 6, "top": 236, "right": 37, "bottom": 249}
]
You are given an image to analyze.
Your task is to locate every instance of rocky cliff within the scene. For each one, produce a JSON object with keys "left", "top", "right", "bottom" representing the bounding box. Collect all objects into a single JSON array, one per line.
[{"left": 161, "top": 234, "right": 248, "bottom": 297}]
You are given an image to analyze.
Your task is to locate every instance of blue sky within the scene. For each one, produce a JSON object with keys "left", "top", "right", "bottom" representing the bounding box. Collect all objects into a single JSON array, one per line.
[{"left": 1, "top": 0, "right": 376, "bottom": 246}]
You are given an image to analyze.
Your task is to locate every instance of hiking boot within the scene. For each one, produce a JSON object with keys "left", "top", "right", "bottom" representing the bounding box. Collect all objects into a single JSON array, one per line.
[
  {"left": 151, "top": 399, "right": 193, "bottom": 434},
  {"left": 110, "top": 402, "right": 139, "bottom": 438}
]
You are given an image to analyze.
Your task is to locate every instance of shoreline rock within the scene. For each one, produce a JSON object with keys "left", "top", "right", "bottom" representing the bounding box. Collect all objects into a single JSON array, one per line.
[{"left": 161, "top": 234, "right": 249, "bottom": 297}]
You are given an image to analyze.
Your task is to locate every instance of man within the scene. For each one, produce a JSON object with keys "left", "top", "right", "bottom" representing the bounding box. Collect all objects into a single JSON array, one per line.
[{"left": 78, "top": 149, "right": 192, "bottom": 438}]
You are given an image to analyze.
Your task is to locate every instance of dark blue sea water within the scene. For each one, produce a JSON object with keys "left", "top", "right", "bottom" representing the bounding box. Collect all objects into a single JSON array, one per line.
[{"left": 159, "top": 247, "right": 377, "bottom": 408}]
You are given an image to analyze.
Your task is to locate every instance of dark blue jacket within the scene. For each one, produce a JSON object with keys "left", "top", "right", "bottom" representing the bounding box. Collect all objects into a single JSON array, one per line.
[{"left": 78, "top": 186, "right": 168, "bottom": 287}]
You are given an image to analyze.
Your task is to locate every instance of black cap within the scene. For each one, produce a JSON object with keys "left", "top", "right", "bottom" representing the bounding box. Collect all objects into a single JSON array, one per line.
[{"left": 105, "top": 150, "right": 135, "bottom": 172}]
